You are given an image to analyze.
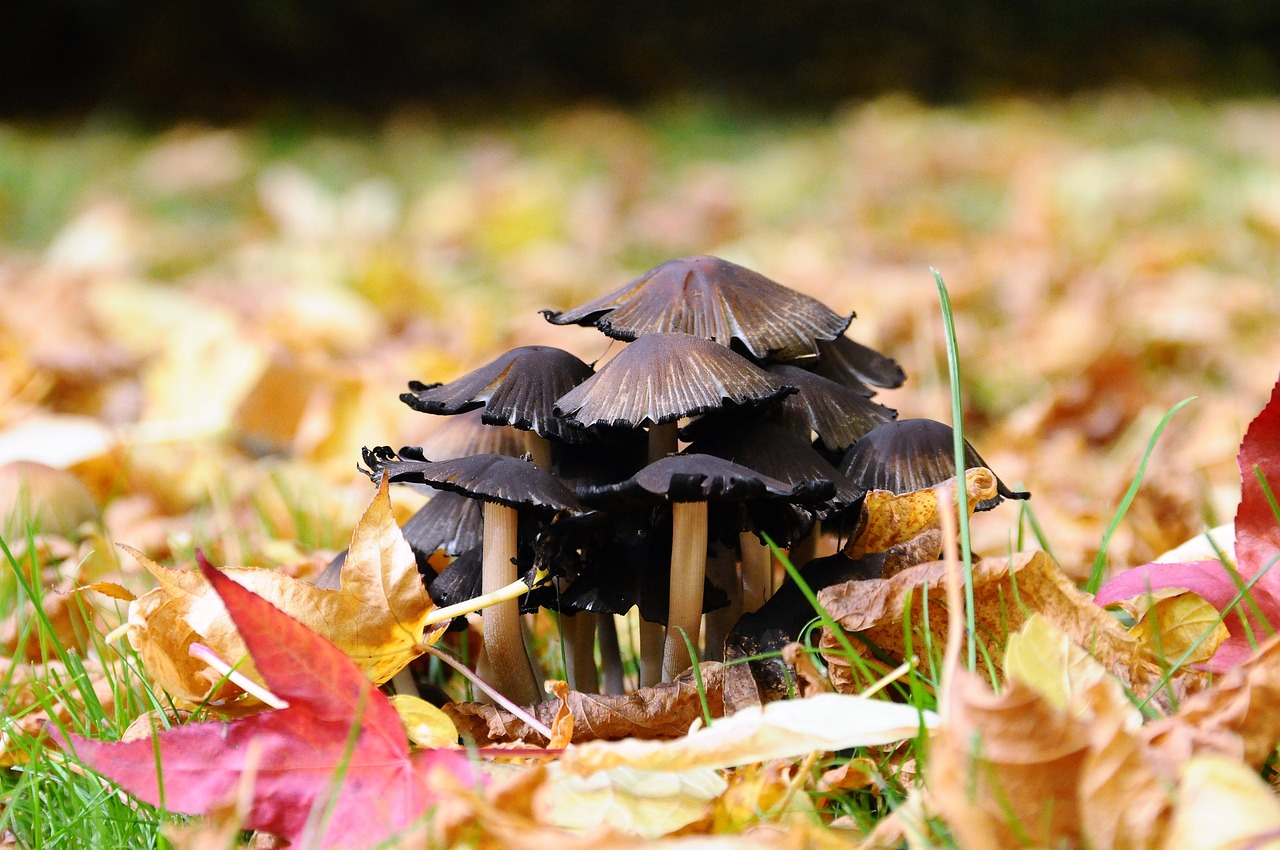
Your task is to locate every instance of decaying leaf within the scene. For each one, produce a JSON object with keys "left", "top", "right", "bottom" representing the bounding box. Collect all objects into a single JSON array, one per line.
[
  {"left": 125, "top": 477, "right": 443, "bottom": 706},
  {"left": 816, "top": 550, "right": 1198, "bottom": 704},
  {"left": 446, "top": 663, "right": 726, "bottom": 746}
]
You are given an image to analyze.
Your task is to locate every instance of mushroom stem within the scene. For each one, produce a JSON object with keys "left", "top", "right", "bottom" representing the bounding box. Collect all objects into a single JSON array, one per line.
[
  {"left": 564, "top": 613, "right": 598, "bottom": 693},
  {"left": 647, "top": 421, "right": 679, "bottom": 464},
  {"left": 639, "top": 620, "right": 665, "bottom": 687},
  {"left": 703, "top": 544, "right": 740, "bottom": 663},
  {"left": 740, "top": 531, "right": 773, "bottom": 613},
  {"left": 789, "top": 523, "right": 821, "bottom": 568},
  {"left": 663, "top": 500, "right": 709, "bottom": 681},
  {"left": 597, "top": 615, "right": 625, "bottom": 694},
  {"left": 525, "top": 432, "right": 553, "bottom": 470},
  {"left": 481, "top": 502, "right": 541, "bottom": 706}
]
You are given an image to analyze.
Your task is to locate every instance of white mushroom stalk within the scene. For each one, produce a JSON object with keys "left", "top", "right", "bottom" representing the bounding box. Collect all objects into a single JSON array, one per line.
[
  {"left": 480, "top": 501, "right": 541, "bottom": 706},
  {"left": 664, "top": 500, "right": 709, "bottom": 681}
]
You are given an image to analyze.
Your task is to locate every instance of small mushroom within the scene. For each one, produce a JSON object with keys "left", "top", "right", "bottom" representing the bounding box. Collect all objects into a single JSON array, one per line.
[
  {"left": 363, "top": 448, "right": 582, "bottom": 706},
  {"left": 578, "top": 453, "right": 833, "bottom": 681},
  {"left": 553, "top": 331, "right": 795, "bottom": 462},
  {"left": 542, "top": 254, "right": 852, "bottom": 361},
  {"left": 762, "top": 363, "right": 897, "bottom": 453},
  {"left": 838, "top": 419, "right": 1028, "bottom": 511},
  {"left": 402, "top": 346, "right": 594, "bottom": 466}
]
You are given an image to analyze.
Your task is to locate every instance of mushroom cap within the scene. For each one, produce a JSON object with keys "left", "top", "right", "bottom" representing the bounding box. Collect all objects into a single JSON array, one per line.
[
  {"left": 401, "top": 346, "right": 593, "bottom": 442},
  {"left": 682, "top": 419, "right": 863, "bottom": 509},
  {"left": 362, "top": 447, "right": 584, "bottom": 513},
  {"left": 762, "top": 364, "right": 898, "bottom": 452},
  {"left": 401, "top": 489, "right": 484, "bottom": 558},
  {"left": 553, "top": 332, "right": 795, "bottom": 430},
  {"left": 578, "top": 452, "right": 835, "bottom": 509},
  {"left": 542, "top": 255, "right": 853, "bottom": 361},
  {"left": 838, "top": 419, "right": 1029, "bottom": 511},
  {"left": 412, "top": 409, "right": 530, "bottom": 460},
  {"left": 810, "top": 334, "right": 907, "bottom": 390}
]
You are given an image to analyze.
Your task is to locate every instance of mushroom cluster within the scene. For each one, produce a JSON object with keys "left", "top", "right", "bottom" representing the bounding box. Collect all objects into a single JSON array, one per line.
[{"left": 358, "top": 254, "right": 1028, "bottom": 705}]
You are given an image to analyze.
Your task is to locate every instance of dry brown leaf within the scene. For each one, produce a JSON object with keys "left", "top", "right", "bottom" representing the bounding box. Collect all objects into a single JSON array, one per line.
[
  {"left": 445, "top": 663, "right": 726, "bottom": 746},
  {"left": 817, "top": 550, "right": 1202, "bottom": 705},
  {"left": 125, "top": 477, "right": 442, "bottom": 707},
  {"left": 1143, "top": 632, "right": 1280, "bottom": 771},
  {"left": 928, "top": 670, "right": 1089, "bottom": 848}
]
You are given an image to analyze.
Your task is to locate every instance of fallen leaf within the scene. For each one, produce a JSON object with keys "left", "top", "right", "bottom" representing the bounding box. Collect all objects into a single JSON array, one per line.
[
  {"left": 125, "top": 476, "right": 443, "bottom": 706},
  {"left": 51, "top": 554, "right": 479, "bottom": 849},
  {"left": 1125, "top": 589, "right": 1229, "bottom": 666},
  {"left": 446, "top": 663, "right": 726, "bottom": 746},
  {"left": 1162, "top": 756, "right": 1280, "bottom": 850},
  {"left": 541, "top": 764, "right": 726, "bottom": 838},
  {"left": 560, "top": 693, "right": 936, "bottom": 775},
  {"left": 389, "top": 694, "right": 460, "bottom": 749}
]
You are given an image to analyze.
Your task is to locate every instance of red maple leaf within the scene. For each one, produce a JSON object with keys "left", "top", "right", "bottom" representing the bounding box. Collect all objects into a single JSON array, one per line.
[
  {"left": 1097, "top": 375, "right": 1280, "bottom": 670},
  {"left": 49, "top": 554, "right": 479, "bottom": 848}
]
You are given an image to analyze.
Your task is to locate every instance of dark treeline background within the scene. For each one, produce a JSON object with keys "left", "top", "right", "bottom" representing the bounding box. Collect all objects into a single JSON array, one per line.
[{"left": 5, "top": 0, "right": 1280, "bottom": 119}]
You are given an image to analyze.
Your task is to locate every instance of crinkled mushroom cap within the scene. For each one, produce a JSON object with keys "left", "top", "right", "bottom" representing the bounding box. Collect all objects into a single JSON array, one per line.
[
  {"left": 553, "top": 332, "right": 795, "bottom": 430},
  {"left": 411, "top": 409, "right": 529, "bottom": 460},
  {"left": 578, "top": 452, "right": 835, "bottom": 510},
  {"left": 542, "top": 255, "right": 853, "bottom": 361},
  {"left": 762, "top": 363, "right": 897, "bottom": 452},
  {"left": 810, "top": 334, "right": 907, "bottom": 390},
  {"left": 401, "top": 346, "right": 593, "bottom": 443},
  {"left": 362, "top": 447, "right": 583, "bottom": 513},
  {"left": 401, "top": 489, "right": 483, "bottom": 558},
  {"left": 838, "top": 419, "right": 1029, "bottom": 511}
]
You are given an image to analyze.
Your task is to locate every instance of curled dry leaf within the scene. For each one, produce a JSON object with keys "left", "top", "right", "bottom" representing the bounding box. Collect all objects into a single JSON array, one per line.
[
  {"left": 445, "top": 663, "right": 726, "bottom": 746},
  {"left": 560, "top": 693, "right": 937, "bottom": 775},
  {"left": 817, "top": 550, "right": 1205, "bottom": 705},
  {"left": 125, "top": 477, "right": 443, "bottom": 706},
  {"left": 928, "top": 670, "right": 1090, "bottom": 849},
  {"left": 849, "top": 468, "right": 998, "bottom": 568}
]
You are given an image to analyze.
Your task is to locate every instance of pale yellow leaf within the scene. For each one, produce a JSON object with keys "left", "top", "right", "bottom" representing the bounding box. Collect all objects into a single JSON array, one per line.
[{"left": 1163, "top": 756, "right": 1280, "bottom": 850}]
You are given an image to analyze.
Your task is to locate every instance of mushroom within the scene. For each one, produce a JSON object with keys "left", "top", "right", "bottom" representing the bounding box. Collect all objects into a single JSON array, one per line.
[
  {"left": 553, "top": 331, "right": 795, "bottom": 463},
  {"left": 402, "top": 346, "right": 594, "bottom": 467},
  {"left": 363, "top": 448, "right": 583, "bottom": 706},
  {"left": 542, "top": 254, "right": 852, "bottom": 361},
  {"left": 683, "top": 419, "right": 864, "bottom": 616},
  {"left": 809, "top": 333, "right": 907, "bottom": 391},
  {"left": 578, "top": 453, "right": 833, "bottom": 682},
  {"left": 762, "top": 363, "right": 897, "bottom": 453}
]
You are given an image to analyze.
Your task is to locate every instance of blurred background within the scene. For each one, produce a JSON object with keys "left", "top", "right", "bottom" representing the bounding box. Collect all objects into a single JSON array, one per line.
[{"left": 3, "top": 3, "right": 1280, "bottom": 584}]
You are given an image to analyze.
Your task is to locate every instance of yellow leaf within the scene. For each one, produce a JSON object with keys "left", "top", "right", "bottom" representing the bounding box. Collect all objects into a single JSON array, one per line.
[
  {"left": 389, "top": 694, "right": 459, "bottom": 748},
  {"left": 1126, "top": 590, "right": 1229, "bottom": 667},
  {"left": 126, "top": 477, "right": 443, "bottom": 707},
  {"left": 1163, "top": 756, "right": 1280, "bottom": 850},
  {"left": 540, "top": 763, "right": 726, "bottom": 839}
]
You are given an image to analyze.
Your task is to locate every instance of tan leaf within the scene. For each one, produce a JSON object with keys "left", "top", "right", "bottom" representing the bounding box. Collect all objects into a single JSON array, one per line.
[
  {"left": 928, "top": 670, "right": 1088, "bottom": 849},
  {"left": 1162, "top": 756, "right": 1280, "bottom": 850},
  {"left": 817, "top": 551, "right": 1199, "bottom": 706},
  {"left": 125, "top": 477, "right": 442, "bottom": 707},
  {"left": 1143, "top": 632, "right": 1280, "bottom": 771},
  {"left": 560, "top": 693, "right": 935, "bottom": 775},
  {"left": 445, "top": 663, "right": 726, "bottom": 746},
  {"left": 849, "top": 468, "right": 998, "bottom": 567},
  {"left": 539, "top": 763, "right": 726, "bottom": 838}
]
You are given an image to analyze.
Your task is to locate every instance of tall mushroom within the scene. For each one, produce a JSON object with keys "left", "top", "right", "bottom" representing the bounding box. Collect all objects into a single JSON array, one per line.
[
  {"left": 543, "top": 254, "right": 852, "bottom": 361},
  {"left": 363, "top": 448, "right": 582, "bottom": 706},
  {"left": 578, "top": 453, "right": 833, "bottom": 682}
]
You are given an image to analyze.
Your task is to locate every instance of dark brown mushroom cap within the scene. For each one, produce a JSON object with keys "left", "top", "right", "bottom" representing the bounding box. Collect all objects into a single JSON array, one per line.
[
  {"left": 762, "top": 364, "right": 898, "bottom": 452},
  {"left": 578, "top": 452, "right": 834, "bottom": 509},
  {"left": 838, "top": 419, "right": 1029, "bottom": 511},
  {"left": 401, "top": 346, "right": 593, "bottom": 442},
  {"left": 553, "top": 332, "right": 795, "bottom": 430},
  {"left": 413, "top": 409, "right": 529, "bottom": 460},
  {"left": 810, "top": 334, "right": 907, "bottom": 390},
  {"left": 401, "top": 490, "right": 483, "bottom": 558},
  {"left": 682, "top": 419, "right": 863, "bottom": 509},
  {"left": 542, "top": 255, "right": 853, "bottom": 361},
  {"left": 362, "top": 447, "right": 584, "bottom": 513}
]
